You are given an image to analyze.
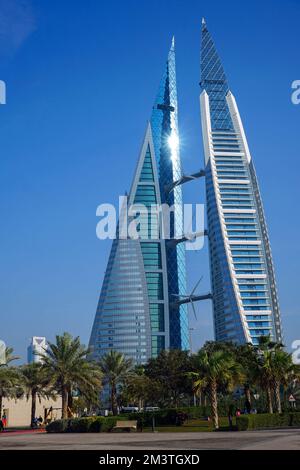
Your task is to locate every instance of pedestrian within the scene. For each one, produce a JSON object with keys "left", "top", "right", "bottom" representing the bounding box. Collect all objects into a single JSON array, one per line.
[
  {"left": 32, "top": 417, "right": 38, "bottom": 429},
  {"left": 2, "top": 412, "right": 7, "bottom": 428},
  {"left": 228, "top": 404, "right": 235, "bottom": 429},
  {"left": 244, "top": 399, "right": 251, "bottom": 414}
]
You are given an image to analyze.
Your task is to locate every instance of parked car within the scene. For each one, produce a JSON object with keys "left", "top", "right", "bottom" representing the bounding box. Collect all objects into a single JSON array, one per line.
[
  {"left": 121, "top": 406, "right": 139, "bottom": 413},
  {"left": 144, "top": 406, "right": 160, "bottom": 412}
]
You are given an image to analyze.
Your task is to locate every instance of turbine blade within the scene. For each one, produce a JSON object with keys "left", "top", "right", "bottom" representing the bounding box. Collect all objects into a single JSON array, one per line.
[
  {"left": 191, "top": 299, "right": 197, "bottom": 321},
  {"left": 191, "top": 276, "right": 203, "bottom": 295}
]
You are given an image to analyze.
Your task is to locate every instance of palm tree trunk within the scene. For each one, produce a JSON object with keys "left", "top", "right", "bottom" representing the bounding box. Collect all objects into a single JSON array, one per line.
[
  {"left": 67, "top": 389, "right": 73, "bottom": 417},
  {"left": 274, "top": 381, "right": 282, "bottom": 413},
  {"left": 209, "top": 380, "right": 219, "bottom": 429},
  {"left": 111, "top": 381, "right": 117, "bottom": 415},
  {"left": 175, "top": 394, "right": 179, "bottom": 408},
  {"left": 244, "top": 385, "right": 251, "bottom": 405},
  {"left": 267, "top": 385, "right": 273, "bottom": 414},
  {"left": 31, "top": 390, "right": 37, "bottom": 427},
  {"left": 0, "top": 394, "right": 3, "bottom": 418},
  {"left": 61, "top": 385, "right": 68, "bottom": 419}
]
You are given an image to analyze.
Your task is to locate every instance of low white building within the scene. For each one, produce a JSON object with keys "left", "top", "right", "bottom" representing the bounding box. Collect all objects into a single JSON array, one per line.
[{"left": 2, "top": 396, "right": 62, "bottom": 428}]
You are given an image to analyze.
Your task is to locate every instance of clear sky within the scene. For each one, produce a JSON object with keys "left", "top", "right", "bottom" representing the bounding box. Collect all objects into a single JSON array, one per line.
[{"left": 1, "top": 0, "right": 299, "bottom": 361}]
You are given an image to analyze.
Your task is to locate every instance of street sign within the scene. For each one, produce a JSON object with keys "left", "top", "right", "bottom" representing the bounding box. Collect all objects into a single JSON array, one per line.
[{"left": 288, "top": 394, "right": 296, "bottom": 402}]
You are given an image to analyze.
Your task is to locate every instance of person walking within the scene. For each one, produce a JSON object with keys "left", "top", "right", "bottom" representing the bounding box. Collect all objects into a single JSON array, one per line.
[{"left": 2, "top": 412, "right": 7, "bottom": 428}]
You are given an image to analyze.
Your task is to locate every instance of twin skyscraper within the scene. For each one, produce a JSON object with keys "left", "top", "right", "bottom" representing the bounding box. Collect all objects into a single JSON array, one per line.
[{"left": 89, "top": 20, "right": 283, "bottom": 364}]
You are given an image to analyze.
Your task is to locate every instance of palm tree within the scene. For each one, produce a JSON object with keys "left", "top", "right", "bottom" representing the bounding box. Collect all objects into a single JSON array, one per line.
[
  {"left": 40, "top": 333, "right": 102, "bottom": 419},
  {"left": 190, "top": 348, "right": 244, "bottom": 429},
  {"left": 257, "top": 348, "right": 275, "bottom": 413},
  {"left": 255, "top": 337, "right": 297, "bottom": 414},
  {"left": 269, "top": 348, "right": 295, "bottom": 413},
  {"left": 99, "top": 351, "right": 132, "bottom": 415},
  {"left": 0, "top": 347, "right": 20, "bottom": 416},
  {"left": 0, "top": 367, "right": 21, "bottom": 416},
  {"left": 0, "top": 347, "right": 19, "bottom": 368},
  {"left": 235, "top": 343, "right": 260, "bottom": 407},
  {"left": 20, "top": 363, "right": 53, "bottom": 426}
]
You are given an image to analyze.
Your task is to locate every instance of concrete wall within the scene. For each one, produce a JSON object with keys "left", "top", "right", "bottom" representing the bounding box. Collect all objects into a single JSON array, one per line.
[{"left": 2, "top": 396, "right": 62, "bottom": 428}]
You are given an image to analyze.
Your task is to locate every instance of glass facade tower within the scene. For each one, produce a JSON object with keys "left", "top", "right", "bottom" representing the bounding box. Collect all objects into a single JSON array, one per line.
[
  {"left": 200, "top": 19, "right": 283, "bottom": 345},
  {"left": 89, "top": 39, "right": 189, "bottom": 364}
]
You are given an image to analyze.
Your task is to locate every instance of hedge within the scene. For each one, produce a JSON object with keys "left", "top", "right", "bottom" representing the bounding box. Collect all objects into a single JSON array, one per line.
[
  {"left": 46, "top": 416, "right": 121, "bottom": 433},
  {"left": 124, "top": 408, "right": 196, "bottom": 428},
  {"left": 120, "top": 406, "right": 218, "bottom": 428},
  {"left": 236, "top": 412, "right": 300, "bottom": 431},
  {"left": 46, "top": 409, "right": 196, "bottom": 433},
  {"left": 46, "top": 419, "right": 70, "bottom": 433}
]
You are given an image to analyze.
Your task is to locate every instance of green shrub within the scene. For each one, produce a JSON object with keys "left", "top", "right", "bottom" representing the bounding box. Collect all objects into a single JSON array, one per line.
[
  {"left": 235, "top": 416, "right": 249, "bottom": 431},
  {"left": 46, "top": 419, "right": 70, "bottom": 433},
  {"left": 89, "top": 417, "right": 104, "bottom": 432},
  {"left": 100, "top": 417, "right": 118, "bottom": 432},
  {"left": 287, "top": 412, "right": 300, "bottom": 427},
  {"left": 67, "top": 417, "right": 94, "bottom": 433},
  {"left": 236, "top": 412, "right": 300, "bottom": 431},
  {"left": 46, "top": 416, "right": 120, "bottom": 433}
]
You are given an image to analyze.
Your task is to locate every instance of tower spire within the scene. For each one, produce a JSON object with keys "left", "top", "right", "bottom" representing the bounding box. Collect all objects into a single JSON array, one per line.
[
  {"left": 200, "top": 19, "right": 232, "bottom": 130},
  {"left": 200, "top": 18, "right": 228, "bottom": 89}
]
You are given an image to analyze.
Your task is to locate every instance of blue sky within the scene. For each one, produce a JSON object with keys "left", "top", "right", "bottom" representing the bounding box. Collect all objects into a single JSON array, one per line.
[{"left": 1, "top": 0, "right": 299, "bottom": 361}]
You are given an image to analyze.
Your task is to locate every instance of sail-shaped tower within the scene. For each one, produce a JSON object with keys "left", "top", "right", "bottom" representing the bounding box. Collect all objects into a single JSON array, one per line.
[
  {"left": 200, "top": 19, "right": 283, "bottom": 345},
  {"left": 89, "top": 39, "right": 189, "bottom": 364}
]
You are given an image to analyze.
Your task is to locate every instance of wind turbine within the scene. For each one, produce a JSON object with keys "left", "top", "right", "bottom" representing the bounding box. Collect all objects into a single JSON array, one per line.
[{"left": 171, "top": 276, "right": 212, "bottom": 321}]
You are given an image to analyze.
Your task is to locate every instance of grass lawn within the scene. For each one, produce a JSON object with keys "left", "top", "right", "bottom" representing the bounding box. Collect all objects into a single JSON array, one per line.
[{"left": 142, "top": 417, "right": 232, "bottom": 432}]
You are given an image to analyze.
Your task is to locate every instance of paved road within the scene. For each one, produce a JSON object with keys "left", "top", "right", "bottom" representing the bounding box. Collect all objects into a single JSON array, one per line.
[{"left": 0, "top": 428, "right": 299, "bottom": 450}]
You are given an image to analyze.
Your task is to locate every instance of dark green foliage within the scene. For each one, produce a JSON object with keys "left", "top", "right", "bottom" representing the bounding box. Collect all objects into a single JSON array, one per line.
[
  {"left": 46, "top": 419, "right": 70, "bottom": 433},
  {"left": 145, "top": 350, "right": 193, "bottom": 406},
  {"left": 89, "top": 416, "right": 119, "bottom": 433},
  {"left": 180, "top": 406, "right": 211, "bottom": 419},
  {"left": 88, "top": 417, "right": 104, "bottom": 432},
  {"left": 175, "top": 411, "right": 188, "bottom": 426},
  {"left": 125, "top": 407, "right": 204, "bottom": 427},
  {"left": 123, "top": 405, "right": 231, "bottom": 427},
  {"left": 236, "top": 412, "right": 300, "bottom": 431},
  {"left": 46, "top": 416, "right": 120, "bottom": 433},
  {"left": 100, "top": 417, "right": 119, "bottom": 432},
  {"left": 66, "top": 417, "right": 94, "bottom": 433}
]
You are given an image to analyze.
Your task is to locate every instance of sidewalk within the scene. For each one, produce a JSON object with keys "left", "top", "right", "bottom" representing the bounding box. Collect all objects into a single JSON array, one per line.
[{"left": 0, "top": 429, "right": 46, "bottom": 436}]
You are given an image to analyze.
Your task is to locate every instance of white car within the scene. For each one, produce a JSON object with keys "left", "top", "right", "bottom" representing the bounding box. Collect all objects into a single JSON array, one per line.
[
  {"left": 144, "top": 406, "right": 160, "bottom": 412},
  {"left": 121, "top": 406, "right": 139, "bottom": 413}
]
